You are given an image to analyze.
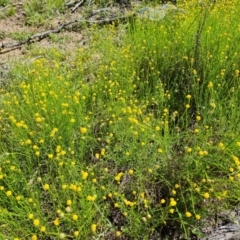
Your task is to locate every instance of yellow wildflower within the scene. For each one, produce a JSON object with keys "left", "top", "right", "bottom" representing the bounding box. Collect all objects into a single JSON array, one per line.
[
  {"left": 185, "top": 212, "right": 192, "bottom": 217},
  {"left": 43, "top": 184, "right": 50, "bottom": 191},
  {"left": 31, "top": 235, "right": 38, "bottom": 240},
  {"left": 91, "top": 224, "right": 97, "bottom": 232},
  {"left": 80, "top": 127, "right": 87, "bottom": 134},
  {"left": 72, "top": 214, "right": 78, "bottom": 221},
  {"left": 203, "top": 192, "right": 210, "bottom": 199},
  {"left": 33, "top": 219, "right": 40, "bottom": 226},
  {"left": 81, "top": 171, "right": 88, "bottom": 180},
  {"left": 195, "top": 214, "right": 201, "bottom": 220},
  {"left": 170, "top": 199, "right": 177, "bottom": 206},
  {"left": 54, "top": 218, "right": 60, "bottom": 226}
]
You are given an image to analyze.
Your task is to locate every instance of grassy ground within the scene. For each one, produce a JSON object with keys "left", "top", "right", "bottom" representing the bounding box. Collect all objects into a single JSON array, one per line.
[{"left": 1, "top": 0, "right": 240, "bottom": 239}]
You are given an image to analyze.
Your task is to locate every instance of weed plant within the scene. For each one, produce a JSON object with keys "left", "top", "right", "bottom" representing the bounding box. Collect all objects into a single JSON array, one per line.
[{"left": 1, "top": 0, "right": 240, "bottom": 239}]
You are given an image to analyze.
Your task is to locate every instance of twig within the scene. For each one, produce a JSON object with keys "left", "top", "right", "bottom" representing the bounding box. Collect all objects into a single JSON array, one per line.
[
  {"left": 0, "top": 5, "right": 10, "bottom": 11},
  {"left": 65, "top": 0, "right": 79, "bottom": 7},
  {"left": 71, "top": 0, "right": 85, "bottom": 13}
]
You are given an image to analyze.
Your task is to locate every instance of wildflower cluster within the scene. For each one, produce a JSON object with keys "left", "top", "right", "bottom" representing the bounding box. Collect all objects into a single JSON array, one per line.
[{"left": 0, "top": 0, "right": 240, "bottom": 239}]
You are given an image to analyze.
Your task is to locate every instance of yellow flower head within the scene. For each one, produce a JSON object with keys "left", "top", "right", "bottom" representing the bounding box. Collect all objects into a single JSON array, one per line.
[
  {"left": 195, "top": 214, "right": 201, "bottom": 220},
  {"left": 80, "top": 127, "right": 87, "bottom": 134},
  {"left": 54, "top": 218, "right": 60, "bottom": 226},
  {"left": 170, "top": 199, "right": 177, "bottom": 207},
  {"left": 158, "top": 148, "right": 163, "bottom": 153},
  {"left": 6, "top": 190, "right": 12, "bottom": 197},
  {"left": 196, "top": 116, "right": 201, "bottom": 121},
  {"left": 187, "top": 148, "right": 192, "bottom": 153},
  {"left": 208, "top": 81, "right": 213, "bottom": 88},
  {"left": 91, "top": 223, "right": 97, "bottom": 232},
  {"left": 26, "top": 139, "right": 32, "bottom": 145},
  {"left": 185, "top": 211, "right": 192, "bottom": 218},
  {"left": 169, "top": 208, "right": 175, "bottom": 214},
  {"left": 43, "top": 184, "right": 50, "bottom": 191},
  {"left": 229, "top": 176, "right": 234, "bottom": 181},
  {"left": 72, "top": 214, "right": 78, "bottom": 221},
  {"left": 33, "top": 219, "right": 40, "bottom": 226},
  {"left": 172, "top": 190, "right": 176, "bottom": 195},
  {"left": 81, "top": 171, "right": 88, "bottom": 180},
  {"left": 203, "top": 192, "right": 210, "bottom": 199},
  {"left": 31, "top": 235, "right": 38, "bottom": 240},
  {"left": 160, "top": 199, "right": 166, "bottom": 204},
  {"left": 128, "top": 169, "right": 134, "bottom": 174}
]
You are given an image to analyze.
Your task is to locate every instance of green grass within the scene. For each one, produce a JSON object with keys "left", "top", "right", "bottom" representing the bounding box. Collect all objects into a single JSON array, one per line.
[
  {"left": 1, "top": 0, "right": 240, "bottom": 239},
  {"left": 23, "top": 0, "right": 67, "bottom": 25},
  {"left": 9, "top": 32, "right": 32, "bottom": 42},
  {"left": 22, "top": 0, "right": 113, "bottom": 26},
  {"left": 0, "top": 3, "right": 15, "bottom": 19}
]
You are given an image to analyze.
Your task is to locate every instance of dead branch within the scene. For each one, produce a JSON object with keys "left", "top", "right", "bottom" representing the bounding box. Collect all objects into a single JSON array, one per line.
[
  {"left": 0, "top": 15, "right": 130, "bottom": 55},
  {"left": 0, "top": 20, "right": 77, "bottom": 54},
  {"left": 71, "top": 0, "right": 85, "bottom": 13}
]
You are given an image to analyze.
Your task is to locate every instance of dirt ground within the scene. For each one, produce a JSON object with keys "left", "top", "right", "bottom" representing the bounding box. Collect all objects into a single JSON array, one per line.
[{"left": 0, "top": 2, "right": 89, "bottom": 65}]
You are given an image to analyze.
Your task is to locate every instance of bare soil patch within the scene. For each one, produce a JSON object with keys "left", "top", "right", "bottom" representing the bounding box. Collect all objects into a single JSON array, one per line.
[{"left": 0, "top": 3, "right": 87, "bottom": 64}]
